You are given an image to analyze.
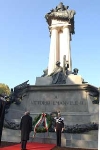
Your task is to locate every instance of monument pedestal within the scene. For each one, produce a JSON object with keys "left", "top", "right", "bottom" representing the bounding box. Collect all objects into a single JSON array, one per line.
[
  {"left": 35, "top": 74, "right": 83, "bottom": 85},
  {"left": 2, "top": 83, "right": 99, "bottom": 149},
  {"left": 1, "top": 129, "right": 98, "bottom": 149},
  {"left": 5, "top": 83, "right": 99, "bottom": 125}
]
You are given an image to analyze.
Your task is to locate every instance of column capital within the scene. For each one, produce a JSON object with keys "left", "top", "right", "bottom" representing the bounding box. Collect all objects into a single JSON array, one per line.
[
  {"left": 49, "top": 23, "right": 71, "bottom": 29},
  {"left": 49, "top": 26, "right": 58, "bottom": 30},
  {"left": 63, "top": 24, "right": 71, "bottom": 29}
]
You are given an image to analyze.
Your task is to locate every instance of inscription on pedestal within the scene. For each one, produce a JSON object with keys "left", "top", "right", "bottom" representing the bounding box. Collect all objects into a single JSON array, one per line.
[
  {"left": 30, "top": 100, "right": 85, "bottom": 105},
  {"left": 27, "top": 91, "right": 88, "bottom": 113}
]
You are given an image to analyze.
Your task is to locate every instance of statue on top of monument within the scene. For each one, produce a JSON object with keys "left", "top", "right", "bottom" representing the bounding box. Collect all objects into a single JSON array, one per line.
[
  {"left": 63, "top": 55, "right": 71, "bottom": 75},
  {"left": 55, "top": 2, "right": 69, "bottom": 12},
  {"left": 45, "top": 2, "right": 76, "bottom": 35},
  {"left": 49, "top": 61, "right": 66, "bottom": 84},
  {"left": 49, "top": 2, "right": 69, "bottom": 13},
  {"left": 50, "top": 61, "right": 63, "bottom": 75},
  {"left": 41, "top": 68, "right": 48, "bottom": 77},
  {"left": 72, "top": 68, "right": 79, "bottom": 75}
]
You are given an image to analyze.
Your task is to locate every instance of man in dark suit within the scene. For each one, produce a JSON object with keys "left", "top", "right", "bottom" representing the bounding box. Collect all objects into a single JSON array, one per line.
[
  {"left": 20, "top": 111, "right": 32, "bottom": 150},
  {"left": 54, "top": 111, "right": 64, "bottom": 147}
]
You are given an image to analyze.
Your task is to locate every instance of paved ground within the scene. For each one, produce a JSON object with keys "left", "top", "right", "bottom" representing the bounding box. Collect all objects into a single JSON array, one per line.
[
  {"left": 0, "top": 142, "right": 17, "bottom": 147},
  {"left": 52, "top": 146, "right": 98, "bottom": 150},
  {"left": 0, "top": 142, "right": 98, "bottom": 150}
]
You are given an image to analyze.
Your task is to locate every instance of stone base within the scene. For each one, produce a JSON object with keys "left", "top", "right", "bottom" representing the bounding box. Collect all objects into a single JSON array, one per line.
[
  {"left": 5, "top": 84, "right": 99, "bottom": 125},
  {"left": 1, "top": 129, "right": 98, "bottom": 149},
  {"left": 2, "top": 83, "right": 99, "bottom": 149},
  {"left": 35, "top": 74, "right": 83, "bottom": 85}
]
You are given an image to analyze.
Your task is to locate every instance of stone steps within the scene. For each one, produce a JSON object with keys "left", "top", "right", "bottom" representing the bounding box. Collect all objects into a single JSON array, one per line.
[
  {"left": 1, "top": 128, "right": 21, "bottom": 143},
  {"left": 66, "top": 139, "right": 98, "bottom": 149},
  {"left": 1, "top": 129, "right": 98, "bottom": 149}
]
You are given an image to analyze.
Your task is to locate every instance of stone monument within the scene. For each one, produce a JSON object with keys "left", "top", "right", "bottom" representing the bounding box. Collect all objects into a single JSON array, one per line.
[
  {"left": 45, "top": 2, "right": 75, "bottom": 75},
  {"left": 2, "top": 2, "right": 99, "bottom": 149}
]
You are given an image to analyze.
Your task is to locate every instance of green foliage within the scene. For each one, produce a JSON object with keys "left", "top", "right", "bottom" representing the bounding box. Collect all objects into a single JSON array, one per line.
[
  {"left": 0, "top": 83, "right": 10, "bottom": 96},
  {"left": 33, "top": 113, "right": 52, "bottom": 133},
  {"left": 33, "top": 114, "right": 41, "bottom": 126}
]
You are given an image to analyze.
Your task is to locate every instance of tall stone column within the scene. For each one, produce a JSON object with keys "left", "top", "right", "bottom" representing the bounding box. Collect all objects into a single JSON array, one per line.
[
  {"left": 59, "top": 31, "right": 64, "bottom": 67},
  {"left": 62, "top": 25, "right": 72, "bottom": 71},
  {"left": 48, "top": 27, "right": 59, "bottom": 75}
]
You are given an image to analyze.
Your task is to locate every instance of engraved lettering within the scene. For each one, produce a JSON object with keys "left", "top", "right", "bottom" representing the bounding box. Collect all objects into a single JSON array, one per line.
[
  {"left": 30, "top": 100, "right": 86, "bottom": 106},
  {"left": 75, "top": 101, "right": 78, "bottom": 105}
]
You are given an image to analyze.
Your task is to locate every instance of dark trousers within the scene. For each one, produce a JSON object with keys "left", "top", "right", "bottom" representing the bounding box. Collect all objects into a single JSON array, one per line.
[
  {"left": 56, "top": 130, "right": 61, "bottom": 147},
  {"left": 21, "top": 140, "right": 27, "bottom": 149}
]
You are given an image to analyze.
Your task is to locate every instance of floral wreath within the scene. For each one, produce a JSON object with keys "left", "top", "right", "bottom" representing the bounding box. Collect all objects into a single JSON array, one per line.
[{"left": 33, "top": 113, "right": 52, "bottom": 137}]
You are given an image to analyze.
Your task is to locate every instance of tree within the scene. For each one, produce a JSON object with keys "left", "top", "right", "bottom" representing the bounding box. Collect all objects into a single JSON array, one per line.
[{"left": 0, "top": 83, "right": 10, "bottom": 96}]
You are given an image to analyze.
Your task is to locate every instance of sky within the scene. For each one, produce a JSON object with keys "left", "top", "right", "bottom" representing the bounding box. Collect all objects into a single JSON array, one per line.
[{"left": 0, "top": 0, "right": 100, "bottom": 89}]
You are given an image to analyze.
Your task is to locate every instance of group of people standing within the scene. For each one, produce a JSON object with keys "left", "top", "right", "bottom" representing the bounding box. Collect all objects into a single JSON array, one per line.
[{"left": 20, "top": 111, "right": 64, "bottom": 150}]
